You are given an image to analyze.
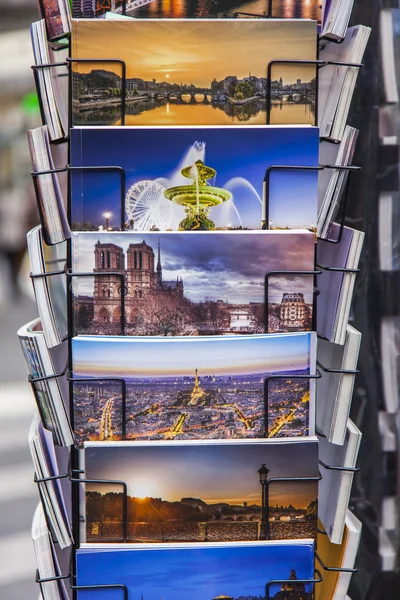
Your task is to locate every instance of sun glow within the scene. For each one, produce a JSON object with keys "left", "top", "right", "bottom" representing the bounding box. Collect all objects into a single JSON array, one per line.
[{"left": 131, "top": 478, "right": 158, "bottom": 499}]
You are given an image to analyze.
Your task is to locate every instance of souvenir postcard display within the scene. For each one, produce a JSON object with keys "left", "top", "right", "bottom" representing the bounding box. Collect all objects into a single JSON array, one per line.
[
  {"left": 66, "top": 11, "right": 322, "bottom": 594},
  {"left": 28, "top": 3, "right": 338, "bottom": 598}
]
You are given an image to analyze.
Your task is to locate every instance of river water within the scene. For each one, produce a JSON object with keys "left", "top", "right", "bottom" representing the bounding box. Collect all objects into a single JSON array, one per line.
[
  {"left": 73, "top": 98, "right": 316, "bottom": 126},
  {"left": 131, "top": 0, "right": 321, "bottom": 20}
]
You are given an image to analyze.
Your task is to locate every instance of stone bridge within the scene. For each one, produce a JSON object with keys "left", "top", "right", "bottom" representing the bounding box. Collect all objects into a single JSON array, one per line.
[{"left": 144, "top": 90, "right": 227, "bottom": 104}]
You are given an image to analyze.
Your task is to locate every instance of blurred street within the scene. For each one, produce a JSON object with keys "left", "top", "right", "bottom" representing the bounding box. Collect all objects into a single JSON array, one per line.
[
  {"left": 0, "top": 2, "right": 58, "bottom": 597},
  {"left": 0, "top": 295, "right": 39, "bottom": 599}
]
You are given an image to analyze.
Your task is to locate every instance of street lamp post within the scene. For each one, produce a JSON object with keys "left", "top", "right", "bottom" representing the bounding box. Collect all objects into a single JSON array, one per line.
[
  {"left": 258, "top": 463, "right": 270, "bottom": 540},
  {"left": 103, "top": 211, "right": 112, "bottom": 230}
]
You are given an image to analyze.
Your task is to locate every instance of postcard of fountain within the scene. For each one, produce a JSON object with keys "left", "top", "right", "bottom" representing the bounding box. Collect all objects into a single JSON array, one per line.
[
  {"left": 69, "top": 126, "right": 319, "bottom": 232},
  {"left": 81, "top": 439, "right": 319, "bottom": 543},
  {"left": 73, "top": 0, "right": 321, "bottom": 21},
  {"left": 71, "top": 230, "right": 316, "bottom": 337},
  {"left": 77, "top": 542, "right": 315, "bottom": 600},
  {"left": 71, "top": 19, "right": 318, "bottom": 127},
  {"left": 71, "top": 331, "right": 317, "bottom": 444}
]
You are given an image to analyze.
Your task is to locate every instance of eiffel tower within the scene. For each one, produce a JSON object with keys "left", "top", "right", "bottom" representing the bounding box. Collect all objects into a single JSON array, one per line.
[{"left": 189, "top": 368, "right": 206, "bottom": 405}]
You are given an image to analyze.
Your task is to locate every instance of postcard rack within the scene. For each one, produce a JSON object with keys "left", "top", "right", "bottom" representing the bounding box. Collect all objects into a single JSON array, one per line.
[{"left": 19, "top": 2, "right": 384, "bottom": 600}]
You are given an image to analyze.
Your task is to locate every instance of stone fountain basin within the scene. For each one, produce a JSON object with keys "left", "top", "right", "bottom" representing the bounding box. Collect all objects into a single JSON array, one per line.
[{"left": 164, "top": 185, "right": 232, "bottom": 207}]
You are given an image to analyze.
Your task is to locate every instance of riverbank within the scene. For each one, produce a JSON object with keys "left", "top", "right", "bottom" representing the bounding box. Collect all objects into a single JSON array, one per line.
[
  {"left": 227, "top": 96, "right": 263, "bottom": 106},
  {"left": 72, "top": 98, "right": 123, "bottom": 110}
]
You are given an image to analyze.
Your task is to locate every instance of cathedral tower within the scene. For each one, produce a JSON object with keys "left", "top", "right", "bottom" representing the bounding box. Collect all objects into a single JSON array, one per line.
[
  {"left": 126, "top": 240, "right": 158, "bottom": 298},
  {"left": 93, "top": 241, "right": 125, "bottom": 324}
]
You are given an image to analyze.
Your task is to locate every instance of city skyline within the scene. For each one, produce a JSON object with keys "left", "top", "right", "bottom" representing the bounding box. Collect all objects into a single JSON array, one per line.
[
  {"left": 72, "top": 20, "right": 318, "bottom": 88},
  {"left": 72, "top": 332, "right": 315, "bottom": 378},
  {"left": 76, "top": 543, "right": 315, "bottom": 600},
  {"left": 71, "top": 231, "right": 316, "bottom": 303},
  {"left": 84, "top": 441, "right": 319, "bottom": 507},
  {"left": 70, "top": 126, "right": 319, "bottom": 231}
]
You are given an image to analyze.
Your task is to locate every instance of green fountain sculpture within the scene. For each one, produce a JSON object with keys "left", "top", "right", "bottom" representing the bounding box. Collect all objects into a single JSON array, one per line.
[{"left": 164, "top": 159, "right": 232, "bottom": 230}]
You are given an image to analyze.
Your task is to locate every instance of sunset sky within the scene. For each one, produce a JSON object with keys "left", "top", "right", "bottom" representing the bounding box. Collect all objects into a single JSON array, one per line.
[
  {"left": 84, "top": 440, "right": 319, "bottom": 507},
  {"left": 72, "top": 332, "right": 314, "bottom": 378},
  {"left": 72, "top": 19, "right": 317, "bottom": 87},
  {"left": 72, "top": 230, "right": 315, "bottom": 303}
]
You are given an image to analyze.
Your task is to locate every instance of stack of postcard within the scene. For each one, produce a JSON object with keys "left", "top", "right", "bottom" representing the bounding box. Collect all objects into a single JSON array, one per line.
[
  {"left": 70, "top": 19, "right": 318, "bottom": 128},
  {"left": 76, "top": 540, "right": 316, "bottom": 600},
  {"left": 32, "top": 503, "right": 69, "bottom": 600},
  {"left": 29, "top": 413, "right": 72, "bottom": 549},
  {"left": 79, "top": 439, "right": 319, "bottom": 544},
  {"left": 317, "top": 224, "right": 365, "bottom": 345},
  {"left": 26, "top": 2, "right": 366, "bottom": 597},
  {"left": 27, "top": 225, "right": 67, "bottom": 348},
  {"left": 71, "top": 332, "right": 317, "bottom": 443},
  {"left": 18, "top": 318, "right": 72, "bottom": 448},
  {"left": 315, "top": 510, "right": 362, "bottom": 600},
  {"left": 27, "top": 125, "right": 70, "bottom": 246},
  {"left": 69, "top": 126, "right": 320, "bottom": 232}
]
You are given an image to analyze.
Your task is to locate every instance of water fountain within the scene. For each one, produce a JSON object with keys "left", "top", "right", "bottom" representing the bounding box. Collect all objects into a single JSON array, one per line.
[{"left": 164, "top": 159, "right": 232, "bottom": 230}]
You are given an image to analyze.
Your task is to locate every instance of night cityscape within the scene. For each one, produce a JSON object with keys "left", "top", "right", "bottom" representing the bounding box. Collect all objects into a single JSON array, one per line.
[{"left": 73, "top": 369, "right": 311, "bottom": 445}]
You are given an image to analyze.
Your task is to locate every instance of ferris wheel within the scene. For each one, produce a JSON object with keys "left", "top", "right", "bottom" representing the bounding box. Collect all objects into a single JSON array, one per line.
[{"left": 125, "top": 180, "right": 173, "bottom": 231}]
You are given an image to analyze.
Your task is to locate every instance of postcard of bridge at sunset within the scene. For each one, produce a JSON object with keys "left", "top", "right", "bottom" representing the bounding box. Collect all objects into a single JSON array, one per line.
[
  {"left": 71, "top": 19, "right": 318, "bottom": 127},
  {"left": 71, "top": 332, "right": 316, "bottom": 445},
  {"left": 82, "top": 439, "right": 319, "bottom": 543}
]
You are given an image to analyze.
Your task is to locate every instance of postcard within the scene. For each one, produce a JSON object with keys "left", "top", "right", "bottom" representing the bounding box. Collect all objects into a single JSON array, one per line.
[
  {"left": 71, "top": 230, "right": 316, "bottom": 336},
  {"left": 77, "top": 541, "right": 315, "bottom": 600},
  {"left": 69, "top": 126, "right": 319, "bottom": 231},
  {"left": 72, "top": 0, "right": 321, "bottom": 20},
  {"left": 71, "top": 332, "right": 317, "bottom": 443},
  {"left": 82, "top": 439, "right": 319, "bottom": 543},
  {"left": 71, "top": 19, "right": 318, "bottom": 127}
]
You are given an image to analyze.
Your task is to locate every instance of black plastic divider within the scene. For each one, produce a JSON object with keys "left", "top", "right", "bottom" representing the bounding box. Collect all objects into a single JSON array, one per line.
[
  {"left": 33, "top": 469, "right": 128, "bottom": 542},
  {"left": 266, "top": 570, "right": 322, "bottom": 599},
  {"left": 32, "top": 164, "right": 126, "bottom": 243},
  {"left": 30, "top": 268, "right": 66, "bottom": 280},
  {"left": 316, "top": 264, "right": 361, "bottom": 274},
  {"left": 69, "top": 475, "right": 128, "bottom": 542},
  {"left": 264, "top": 270, "right": 321, "bottom": 333},
  {"left": 71, "top": 582, "right": 129, "bottom": 599},
  {"left": 315, "top": 552, "right": 358, "bottom": 574},
  {"left": 263, "top": 371, "right": 321, "bottom": 438},
  {"left": 66, "top": 58, "right": 127, "bottom": 127},
  {"left": 264, "top": 474, "right": 322, "bottom": 540},
  {"left": 263, "top": 165, "right": 323, "bottom": 229},
  {"left": 66, "top": 270, "right": 126, "bottom": 335},
  {"left": 319, "top": 460, "right": 360, "bottom": 473},
  {"left": 263, "top": 164, "right": 361, "bottom": 246},
  {"left": 317, "top": 360, "right": 359, "bottom": 376},
  {"left": 266, "top": 59, "right": 363, "bottom": 126},
  {"left": 36, "top": 570, "right": 129, "bottom": 600},
  {"left": 67, "top": 372, "right": 127, "bottom": 440}
]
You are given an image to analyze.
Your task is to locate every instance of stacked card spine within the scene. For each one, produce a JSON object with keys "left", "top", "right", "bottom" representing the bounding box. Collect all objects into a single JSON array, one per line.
[{"left": 16, "top": 1, "right": 377, "bottom": 599}]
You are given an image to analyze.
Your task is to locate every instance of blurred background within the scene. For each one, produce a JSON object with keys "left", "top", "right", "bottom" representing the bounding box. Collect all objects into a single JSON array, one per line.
[{"left": 0, "top": 1, "right": 45, "bottom": 598}]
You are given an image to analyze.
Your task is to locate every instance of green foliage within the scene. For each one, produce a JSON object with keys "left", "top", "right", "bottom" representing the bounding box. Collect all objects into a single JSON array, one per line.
[{"left": 235, "top": 81, "right": 253, "bottom": 100}]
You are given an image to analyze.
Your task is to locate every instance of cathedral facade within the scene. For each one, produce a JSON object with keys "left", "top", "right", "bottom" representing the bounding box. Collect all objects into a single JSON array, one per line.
[{"left": 92, "top": 239, "right": 184, "bottom": 325}]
